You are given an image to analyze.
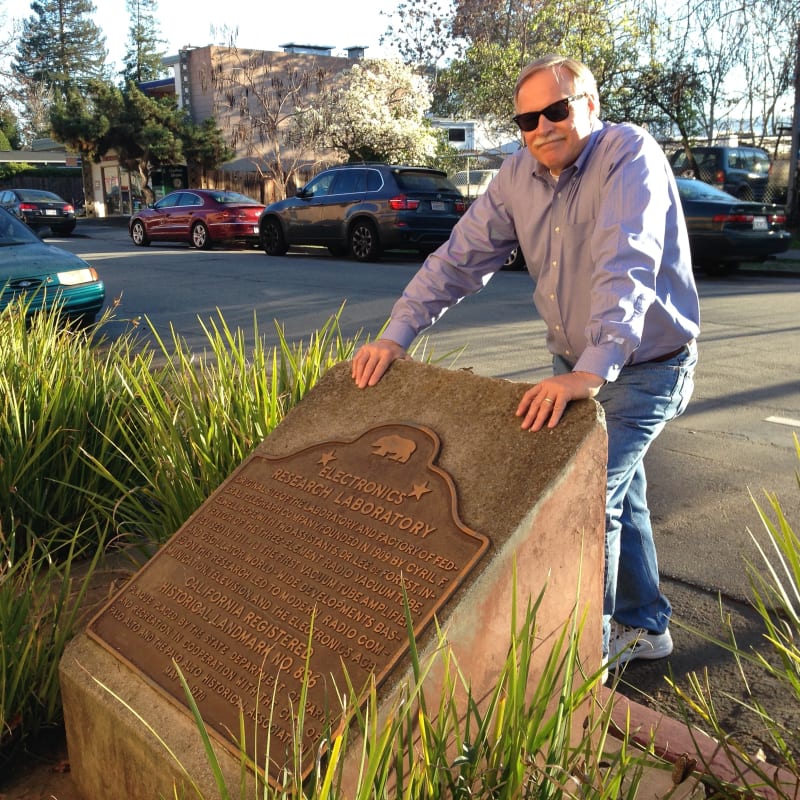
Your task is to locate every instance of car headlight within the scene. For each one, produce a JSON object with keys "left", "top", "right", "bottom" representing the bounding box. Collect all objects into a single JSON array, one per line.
[{"left": 56, "top": 267, "right": 98, "bottom": 285}]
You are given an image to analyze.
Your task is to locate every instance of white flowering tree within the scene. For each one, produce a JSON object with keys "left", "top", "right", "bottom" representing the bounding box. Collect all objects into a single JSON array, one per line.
[{"left": 318, "top": 59, "right": 439, "bottom": 165}]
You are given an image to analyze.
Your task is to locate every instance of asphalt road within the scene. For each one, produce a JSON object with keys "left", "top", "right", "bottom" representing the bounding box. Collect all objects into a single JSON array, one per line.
[{"left": 57, "top": 220, "right": 800, "bottom": 760}]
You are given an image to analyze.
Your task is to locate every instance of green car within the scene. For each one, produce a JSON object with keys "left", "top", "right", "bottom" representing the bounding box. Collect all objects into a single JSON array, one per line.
[{"left": 0, "top": 207, "right": 105, "bottom": 325}]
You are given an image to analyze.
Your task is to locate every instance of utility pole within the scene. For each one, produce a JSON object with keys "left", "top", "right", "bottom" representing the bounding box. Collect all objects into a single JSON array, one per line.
[{"left": 787, "top": 22, "right": 800, "bottom": 226}]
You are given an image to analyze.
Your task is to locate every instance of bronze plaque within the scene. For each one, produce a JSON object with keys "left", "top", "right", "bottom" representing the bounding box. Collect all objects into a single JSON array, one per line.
[{"left": 87, "top": 424, "right": 489, "bottom": 785}]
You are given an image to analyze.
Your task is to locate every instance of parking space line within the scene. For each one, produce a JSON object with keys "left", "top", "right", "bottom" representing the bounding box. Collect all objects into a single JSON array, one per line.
[{"left": 765, "top": 416, "right": 800, "bottom": 428}]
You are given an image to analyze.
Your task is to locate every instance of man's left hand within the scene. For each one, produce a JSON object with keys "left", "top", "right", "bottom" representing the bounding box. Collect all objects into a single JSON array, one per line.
[{"left": 516, "top": 371, "right": 605, "bottom": 431}]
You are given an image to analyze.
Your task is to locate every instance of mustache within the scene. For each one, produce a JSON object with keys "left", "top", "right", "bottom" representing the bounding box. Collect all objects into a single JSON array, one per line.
[{"left": 531, "top": 134, "right": 562, "bottom": 147}]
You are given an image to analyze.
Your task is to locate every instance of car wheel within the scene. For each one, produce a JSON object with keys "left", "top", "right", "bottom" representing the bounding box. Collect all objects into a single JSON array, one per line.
[
  {"left": 130, "top": 219, "right": 150, "bottom": 246},
  {"left": 501, "top": 247, "right": 525, "bottom": 271},
  {"left": 261, "top": 218, "right": 288, "bottom": 256},
  {"left": 349, "top": 220, "right": 381, "bottom": 262},
  {"left": 192, "top": 221, "right": 212, "bottom": 250}
]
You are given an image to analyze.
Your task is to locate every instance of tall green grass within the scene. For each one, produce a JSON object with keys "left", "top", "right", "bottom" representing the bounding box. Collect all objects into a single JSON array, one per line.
[
  {"left": 0, "top": 300, "right": 142, "bottom": 558},
  {"left": 80, "top": 307, "right": 360, "bottom": 547},
  {"left": 0, "top": 526, "right": 106, "bottom": 755},
  {"left": 0, "top": 300, "right": 363, "bottom": 759}
]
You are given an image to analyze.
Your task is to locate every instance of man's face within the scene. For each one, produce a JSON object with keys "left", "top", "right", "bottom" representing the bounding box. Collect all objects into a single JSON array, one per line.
[{"left": 515, "top": 67, "right": 596, "bottom": 176}]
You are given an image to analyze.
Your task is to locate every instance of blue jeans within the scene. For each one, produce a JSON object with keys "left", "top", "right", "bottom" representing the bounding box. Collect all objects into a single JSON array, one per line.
[{"left": 554, "top": 341, "right": 697, "bottom": 654}]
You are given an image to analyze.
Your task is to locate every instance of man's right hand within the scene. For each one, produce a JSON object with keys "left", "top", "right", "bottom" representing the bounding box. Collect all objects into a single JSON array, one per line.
[{"left": 351, "top": 339, "right": 408, "bottom": 388}]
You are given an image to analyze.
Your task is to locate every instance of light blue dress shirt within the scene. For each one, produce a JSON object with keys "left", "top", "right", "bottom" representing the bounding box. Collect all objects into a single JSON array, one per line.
[{"left": 383, "top": 120, "right": 701, "bottom": 382}]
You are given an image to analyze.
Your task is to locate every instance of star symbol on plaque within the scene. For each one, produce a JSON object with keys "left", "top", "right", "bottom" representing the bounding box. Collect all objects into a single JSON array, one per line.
[
  {"left": 318, "top": 450, "right": 337, "bottom": 466},
  {"left": 408, "top": 481, "right": 431, "bottom": 501}
]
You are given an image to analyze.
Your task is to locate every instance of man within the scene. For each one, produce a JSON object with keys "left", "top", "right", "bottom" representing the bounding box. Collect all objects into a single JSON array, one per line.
[{"left": 351, "top": 55, "right": 700, "bottom": 667}]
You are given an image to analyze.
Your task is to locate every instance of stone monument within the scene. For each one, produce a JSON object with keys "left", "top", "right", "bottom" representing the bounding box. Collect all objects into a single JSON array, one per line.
[{"left": 60, "top": 359, "right": 606, "bottom": 798}]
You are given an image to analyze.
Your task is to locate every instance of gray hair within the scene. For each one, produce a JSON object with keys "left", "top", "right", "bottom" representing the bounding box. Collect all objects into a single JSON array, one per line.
[{"left": 514, "top": 55, "right": 599, "bottom": 105}]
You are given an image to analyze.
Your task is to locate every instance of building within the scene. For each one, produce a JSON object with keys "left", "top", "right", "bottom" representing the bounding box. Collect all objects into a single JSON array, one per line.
[{"left": 82, "top": 43, "right": 370, "bottom": 216}]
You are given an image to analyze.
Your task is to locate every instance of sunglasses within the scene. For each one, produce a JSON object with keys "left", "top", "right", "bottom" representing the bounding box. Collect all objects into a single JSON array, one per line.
[{"left": 512, "top": 93, "right": 587, "bottom": 132}]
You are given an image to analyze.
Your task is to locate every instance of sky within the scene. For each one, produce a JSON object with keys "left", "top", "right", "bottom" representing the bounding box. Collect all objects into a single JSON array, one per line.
[{"left": 3, "top": 0, "right": 401, "bottom": 70}]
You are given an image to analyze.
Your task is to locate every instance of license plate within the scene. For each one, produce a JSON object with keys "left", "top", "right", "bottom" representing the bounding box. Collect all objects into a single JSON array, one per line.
[
  {"left": 431, "top": 201, "right": 445, "bottom": 212},
  {"left": 45, "top": 209, "right": 57, "bottom": 216},
  {"left": 753, "top": 217, "right": 768, "bottom": 230}
]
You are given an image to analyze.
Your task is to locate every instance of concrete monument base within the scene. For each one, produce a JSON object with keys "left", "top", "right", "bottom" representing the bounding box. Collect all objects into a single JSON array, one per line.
[{"left": 60, "top": 359, "right": 606, "bottom": 798}]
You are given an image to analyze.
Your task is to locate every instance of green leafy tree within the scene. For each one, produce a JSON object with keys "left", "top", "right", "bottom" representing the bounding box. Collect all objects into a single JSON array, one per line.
[
  {"left": 14, "top": 0, "right": 108, "bottom": 97},
  {"left": 631, "top": 57, "right": 706, "bottom": 145},
  {"left": 50, "top": 83, "right": 114, "bottom": 160},
  {"left": 13, "top": 0, "right": 107, "bottom": 141},
  {"left": 52, "top": 80, "right": 230, "bottom": 205},
  {"left": 0, "top": 105, "right": 21, "bottom": 149},
  {"left": 318, "top": 59, "right": 439, "bottom": 164},
  {"left": 181, "top": 117, "right": 235, "bottom": 186},
  {"left": 98, "top": 82, "right": 188, "bottom": 204},
  {"left": 0, "top": 5, "right": 21, "bottom": 115},
  {"left": 121, "top": 0, "right": 167, "bottom": 84},
  {"left": 431, "top": 0, "right": 644, "bottom": 134}
]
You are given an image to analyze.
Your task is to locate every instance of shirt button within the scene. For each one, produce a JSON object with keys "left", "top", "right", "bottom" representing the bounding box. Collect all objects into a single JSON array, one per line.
[
  {"left": 549, "top": 293, "right": 555, "bottom": 300},
  {"left": 554, "top": 226, "right": 560, "bottom": 233},
  {"left": 551, "top": 260, "right": 557, "bottom": 267},
  {"left": 565, "top": 349, "right": 572, "bottom": 356},
  {"left": 554, "top": 324, "right": 561, "bottom": 331}
]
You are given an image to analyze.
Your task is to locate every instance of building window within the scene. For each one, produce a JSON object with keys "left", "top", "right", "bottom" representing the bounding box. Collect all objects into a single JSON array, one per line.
[{"left": 448, "top": 128, "right": 467, "bottom": 143}]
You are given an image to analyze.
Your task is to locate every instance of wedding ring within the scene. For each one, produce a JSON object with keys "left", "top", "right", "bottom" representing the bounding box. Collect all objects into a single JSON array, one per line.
[{"left": 543, "top": 397, "right": 554, "bottom": 404}]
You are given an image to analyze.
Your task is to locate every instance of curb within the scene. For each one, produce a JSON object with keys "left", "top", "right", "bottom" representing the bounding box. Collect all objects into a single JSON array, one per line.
[{"left": 605, "top": 688, "right": 799, "bottom": 797}]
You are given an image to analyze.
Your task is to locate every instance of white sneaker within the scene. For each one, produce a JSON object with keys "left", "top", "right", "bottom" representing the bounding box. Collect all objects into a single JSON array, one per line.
[{"left": 609, "top": 623, "right": 673, "bottom": 665}]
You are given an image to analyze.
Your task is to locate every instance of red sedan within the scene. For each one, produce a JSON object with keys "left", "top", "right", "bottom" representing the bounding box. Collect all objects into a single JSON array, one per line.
[{"left": 129, "top": 189, "right": 265, "bottom": 249}]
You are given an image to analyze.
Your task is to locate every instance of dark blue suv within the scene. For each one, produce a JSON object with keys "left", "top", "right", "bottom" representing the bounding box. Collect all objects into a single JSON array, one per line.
[
  {"left": 259, "top": 164, "right": 466, "bottom": 262},
  {"left": 669, "top": 145, "right": 772, "bottom": 201}
]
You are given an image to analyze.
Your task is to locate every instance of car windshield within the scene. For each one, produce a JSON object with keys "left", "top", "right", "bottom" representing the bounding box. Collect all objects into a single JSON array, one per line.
[
  {"left": 209, "top": 191, "right": 261, "bottom": 205},
  {"left": 0, "top": 210, "right": 40, "bottom": 245},
  {"left": 676, "top": 179, "right": 736, "bottom": 202},
  {"left": 395, "top": 171, "right": 458, "bottom": 193},
  {"left": 17, "top": 189, "right": 62, "bottom": 202}
]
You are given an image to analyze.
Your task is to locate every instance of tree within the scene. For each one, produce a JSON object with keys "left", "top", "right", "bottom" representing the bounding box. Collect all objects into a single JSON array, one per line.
[
  {"left": 380, "top": 0, "right": 456, "bottom": 69},
  {"left": 181, "top": 117, "right": 235, "bottom": 187},
  {"left": 100, "top": 83, "right": 190, "bottom": 204},
  {"left": 679, "top": 0, "right": 747, "bottom": 141},
  {"left": 14, "top": 0, "right": 108, "bottom": 97},
  {"left": 12, "top": 0, "right": 108, "bottom": 142},
  {"left": 431, "top": 0, "right": 644, "bottom": 134},
  {"left": 121, "top": 0, "right": 167, "bottom": 84},
  {"left": 318, "top": 59, "right": 439, "bottom": 164},
  {"left": 632, "top": 57, "right": 706, "bottom": 144},
  {"left": 51, "top": 80, "right": 231, "bottom": 205},
  {"left": 737, "top": 0, "right": 799, "bottom": 141},
  {"left": 0, "top": 104, "right": 21, "bottom": 149}
]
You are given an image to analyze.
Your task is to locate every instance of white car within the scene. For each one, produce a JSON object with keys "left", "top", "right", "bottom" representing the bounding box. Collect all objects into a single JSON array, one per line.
[
  {"left": 450, "top": 168, "right": 525, "bottom": 270},
  {"left": 450, "top": 168, "right": 500, "bottom": 200}
]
